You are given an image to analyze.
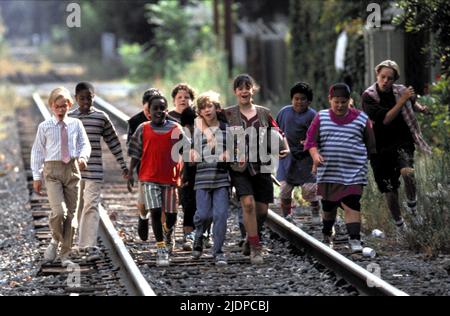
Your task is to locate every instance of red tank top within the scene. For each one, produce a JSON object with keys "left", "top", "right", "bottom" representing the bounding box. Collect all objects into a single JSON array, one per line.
[{"left": 138, "top": 122, "right": 181, "bottom": 185}]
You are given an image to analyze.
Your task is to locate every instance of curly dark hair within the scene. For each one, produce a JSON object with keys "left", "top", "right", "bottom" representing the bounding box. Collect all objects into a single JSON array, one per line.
[{"left": 171, "top": 83, "right": 196, "bottom": 100}]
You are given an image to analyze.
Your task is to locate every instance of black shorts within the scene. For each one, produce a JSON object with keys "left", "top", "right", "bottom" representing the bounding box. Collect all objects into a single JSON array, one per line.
[
  {"left": 179, "top": 185, "right": 196, "bottom": 228},
  {"left": 370, "top": 144, "right": 415, "bottom": 193},
  {"left": 230, "top": 170, "right": 274, "bottom": 204},
  {"left": 322, "top": 195, "right": 361, "bottom": 212}
]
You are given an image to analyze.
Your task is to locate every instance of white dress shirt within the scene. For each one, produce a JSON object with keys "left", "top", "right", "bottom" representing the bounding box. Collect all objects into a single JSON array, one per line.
[{"left": 31, "top": 116, "right": 91, "bottom": 180}]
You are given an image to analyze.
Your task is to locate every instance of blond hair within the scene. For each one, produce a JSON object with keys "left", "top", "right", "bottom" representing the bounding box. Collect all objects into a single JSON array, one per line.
[
  {"left": 375, "top": 60, "right": 400, "bottom": 81},
  {"left": 48, "top": 87, "right": 73, "bottom": 107},
  {"left": 196, "top": 91, "right": 221, "bottom": 113},
  {"left": 195, "top": 91, "right": 222, "bottom": 149}
]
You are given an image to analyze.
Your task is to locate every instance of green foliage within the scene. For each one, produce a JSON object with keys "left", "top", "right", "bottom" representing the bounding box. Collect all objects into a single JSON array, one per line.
[
  {"left": 289, "top": 0, "right": 385, "bottom": 108},
  {"left": 144, "top": 0, "right": 193, "bottom": 78},
  {"left": 118, "top": 0, "right": 230, "bottom": 103},
  {"left": 118, "top": 43, "right": 153, "bottom": 81},
  {"left": 394, "top": 0, "right": 450, "bottom": 76},
  {"left": 417, "top": 76, "right": 450, "bottom": 150},
  {"left": 144, "top": 0, "right": 214, "bottom": 78}
]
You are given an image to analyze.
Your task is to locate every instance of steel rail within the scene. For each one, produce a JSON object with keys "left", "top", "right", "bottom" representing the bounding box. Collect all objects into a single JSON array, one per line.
[
  {"left": 31, "top": 92, "right": 155, "bottom": 296},
  {"left": 94, "top": 94, "right": 408, "bottom": 296}
]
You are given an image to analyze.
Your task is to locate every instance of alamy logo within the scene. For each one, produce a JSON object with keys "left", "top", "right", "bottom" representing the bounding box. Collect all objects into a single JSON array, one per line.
[
  {"left": 66, "top": 3, "right": 81, "bottom": 28},
  {"left": 366, "top": 3, "right": 381, "bottom": 28},
  {"left": 171, "top": 125, "right": 285, "bottom": 174},
  {"left": 366, "top": 263, "right": 382, "bottom": 288},
  {"left": 66, "top": 263, "right": 81, "bottom": 288}
]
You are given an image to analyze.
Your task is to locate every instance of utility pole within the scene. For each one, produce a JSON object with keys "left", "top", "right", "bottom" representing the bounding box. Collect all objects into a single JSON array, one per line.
[{"left": 224, "top": 0, "right": 233, "bottom": 77}]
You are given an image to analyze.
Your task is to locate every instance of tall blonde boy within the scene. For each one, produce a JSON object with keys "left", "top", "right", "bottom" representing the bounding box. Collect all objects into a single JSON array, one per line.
[{"left": 31, "top": 87, "right": 91, "bottom": 266}]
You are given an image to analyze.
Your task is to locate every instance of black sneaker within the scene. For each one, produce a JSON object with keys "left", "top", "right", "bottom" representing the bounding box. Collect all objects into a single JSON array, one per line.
[
  {"left": 192, "top": 237, "right": 203, "bottom": 259},
  {"left": 164, "top": 228, "right": 175, "bottom": 253},
  {"left": 138, "top": 217, "right": 149, "bottom": 241},
  {"left": 242, "top": 239, "right": 250, "bottom": 256},
  {"left": 86, "top": 246, "right": 102, "bottom": 262}
]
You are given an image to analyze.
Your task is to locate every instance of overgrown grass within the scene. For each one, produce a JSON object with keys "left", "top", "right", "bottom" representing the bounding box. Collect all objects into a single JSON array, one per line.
[
  {"left": 362, "top": 151, "right": 450, "bottom": 255},
  {"left": 0, "top": 84, "right": 24, "bottom": 114},
  {"left": 406, "top": 151, "right": 450, "bottom": 255},
  {"left": 0, "top": 84, "right": 25, "bottom": 142}
]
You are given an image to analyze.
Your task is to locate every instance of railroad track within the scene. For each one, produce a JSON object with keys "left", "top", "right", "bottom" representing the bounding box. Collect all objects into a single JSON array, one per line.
[
  {"left": 94, "top": 95, "right": 408, "bottom": 296},
  {"left": 18, "top": 88, "right": 408, "bottom": 296},
  {"left": 16, "top": 93, "right": 154, "bottom": 296}
]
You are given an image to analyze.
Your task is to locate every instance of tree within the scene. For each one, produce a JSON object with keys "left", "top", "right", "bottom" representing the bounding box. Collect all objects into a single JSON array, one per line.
[
  {"left": 119, "top": 0, "right": 215, "bottom": 80},
  {"left": 289, "top": 0, "right": 380, "bottom": 107},
  {"left": 395, "top": 0, "right": 450, "bottom": 76},
  {"left": 67, "top": 0, "right": 156, "bottom": 54}
]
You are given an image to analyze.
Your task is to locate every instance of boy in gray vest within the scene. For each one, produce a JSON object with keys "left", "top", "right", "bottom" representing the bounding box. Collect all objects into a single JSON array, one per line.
[{"left": 224, "top": 74, "right": 289, "bottom": 264}]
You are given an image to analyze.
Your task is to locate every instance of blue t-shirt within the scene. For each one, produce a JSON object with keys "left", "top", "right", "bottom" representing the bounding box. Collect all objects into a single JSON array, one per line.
[{"left": 276, "top": 106, "right": 316, "bottom": 185}]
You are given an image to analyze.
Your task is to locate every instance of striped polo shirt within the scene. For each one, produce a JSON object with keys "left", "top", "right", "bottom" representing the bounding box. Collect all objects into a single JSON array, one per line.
[
  {"left": 193, "top": 121, "right": 231, "bottom": 190},
  {"left": 316, "top": 109, "right": 369, "bottom": 185},
  {"left": 69, "top": 107, "right": 127, "bottom": 182}
]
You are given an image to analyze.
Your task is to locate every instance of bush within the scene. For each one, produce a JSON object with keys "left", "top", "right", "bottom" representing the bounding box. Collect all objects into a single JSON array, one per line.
[
  {"left": 417, "top": 76, "right": 450, "bottom": 151},
  {"left": 119, "top": 0, "right": 215, "bottom": 81}
]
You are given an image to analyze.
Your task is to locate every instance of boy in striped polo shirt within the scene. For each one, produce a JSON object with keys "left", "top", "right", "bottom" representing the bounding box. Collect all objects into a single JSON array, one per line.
[
  {"left": 191, "top": 91, "right": 231, "bottom": 265},
  {"left": 69, "top": 82, "right": 129, "bottom": 261},
  {"left": 128, "top": 95, "right": 188, "bottom": 266},
  {"left": 304, "top": 83, "right": 376, "bottom": 252}
]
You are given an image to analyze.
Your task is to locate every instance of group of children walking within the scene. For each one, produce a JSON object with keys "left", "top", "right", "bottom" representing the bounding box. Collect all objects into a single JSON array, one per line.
[{"left": 31, "top": 59, "right": 429, "bottom": 267}]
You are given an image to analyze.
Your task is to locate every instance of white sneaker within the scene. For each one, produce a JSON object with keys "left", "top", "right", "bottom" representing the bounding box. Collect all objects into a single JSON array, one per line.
[
  {"left": 156, "top": 247, "right": 169, "bottom": 267},
  {"left": 348, "top": 239, "right": 363, "bottom": 253},
  {"left": 203, "top": 235, "right": 213, "bottom": 249},
  {"left": 61, "top": 258, "right": 75, "bottom": 268},
  {"left": 86, "top": 246, "right": 102, "bottom": 262},
  {"left": 182, "top": 232, "right": 195, "bottom": 251},
  {"left": 284, "top": 213, "right": 294, "bottom": 222},
  {"left": 215, "top": 253, "right": 228, "bottom": 266},
  {"left": 395, "top": 223, "right": 409, "bottom": 242},
  {"left": 404, "top": 200, "right": 417, "bottom": 215},
  {"left": 44, "top": 242, "right": 58, "bottom": 262},
  {"left": 250, "top": 247, "right": 264, "bottom": 265}
]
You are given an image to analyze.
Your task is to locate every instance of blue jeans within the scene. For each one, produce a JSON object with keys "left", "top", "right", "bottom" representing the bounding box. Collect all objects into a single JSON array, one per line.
[{"left": 195, "top": 187, "right": 230, "bottom": 256}]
